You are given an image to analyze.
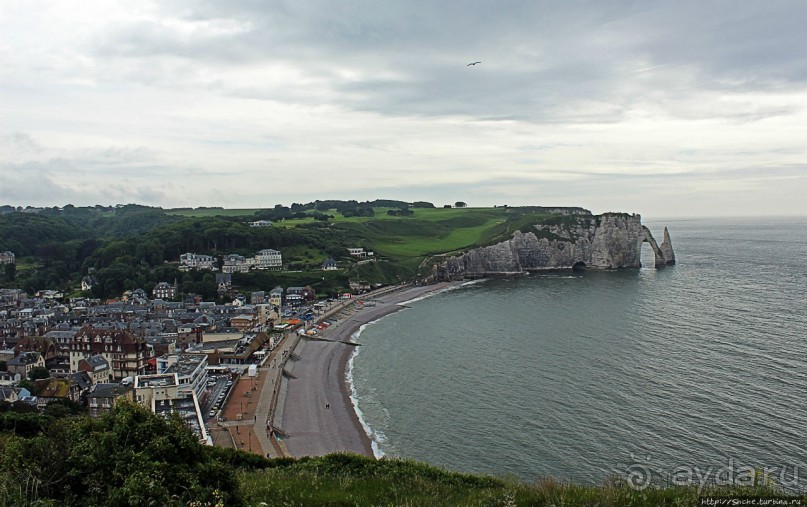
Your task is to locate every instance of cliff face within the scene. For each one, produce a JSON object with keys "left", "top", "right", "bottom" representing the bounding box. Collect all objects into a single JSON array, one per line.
[{"left": 436, "top": 213, "right": 675, "bottom": 279}]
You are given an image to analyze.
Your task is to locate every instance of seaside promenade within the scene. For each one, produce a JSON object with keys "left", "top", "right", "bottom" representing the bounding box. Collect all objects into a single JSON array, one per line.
[
  {"left": 235, "top": 284, "right": 411, "bottom": 457},
  {"left": 278, "top": 283, "right": 454, "bottom": 458},
  {"left": 212, "top": 283, "right": 455, "bottom": 458}
]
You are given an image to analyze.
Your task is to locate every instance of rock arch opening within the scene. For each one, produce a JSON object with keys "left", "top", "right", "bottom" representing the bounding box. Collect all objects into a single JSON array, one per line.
[{"left": 639, "top": 241, "right": 656, "bottom": 269}]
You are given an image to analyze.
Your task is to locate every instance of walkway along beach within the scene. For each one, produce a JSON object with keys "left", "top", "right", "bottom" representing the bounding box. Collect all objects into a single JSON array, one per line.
[{"left": 271, "top": 283, "right": 458, "bottom": 458}]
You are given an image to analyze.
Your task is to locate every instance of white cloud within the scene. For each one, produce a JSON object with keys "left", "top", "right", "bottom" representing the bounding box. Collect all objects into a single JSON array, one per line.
[{"left": 1, "top": 0, "right": 806, "bottom": 216}]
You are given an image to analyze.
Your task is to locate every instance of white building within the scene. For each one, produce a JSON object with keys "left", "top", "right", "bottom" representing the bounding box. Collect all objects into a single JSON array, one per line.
[
  {"left": 269, "top": 286, "right": 283, "bottom": 307},
  {"left": 156, "top": 353, "right": 208, "bottom": 401},
  {"left": 222, "top": 254, "right": 250, "bottom": 273},
  {"left": 347, "top": 248, "right": 374, "bottom": 258},
  {"left": 249, "top": 220, "right": 273, "bottom": 227},
  {"left": 179, "top": 253, "right": 216, "bottom": 271},
  {"left": 0, "top": 251, "right": 15, "bottom": 264},
  {"left": 135, "top": 372, "right": 211, "bottom": 445},
  {"left": 255, "top": 249, "right": 282, "bottom": 270}
]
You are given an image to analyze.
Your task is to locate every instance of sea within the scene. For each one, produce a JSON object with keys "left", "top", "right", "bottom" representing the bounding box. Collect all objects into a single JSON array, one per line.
[{"left": 349, "top": 216, "right": 807, "bottom": 491}]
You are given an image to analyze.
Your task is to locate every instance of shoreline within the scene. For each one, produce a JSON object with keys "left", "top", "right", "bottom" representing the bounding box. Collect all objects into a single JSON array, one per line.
[
  {"left": 337, "top": 337, "right": 375, "bottom": 457},
  {"left": 279, "top": 281, "right": 467, "bottom": 458}
]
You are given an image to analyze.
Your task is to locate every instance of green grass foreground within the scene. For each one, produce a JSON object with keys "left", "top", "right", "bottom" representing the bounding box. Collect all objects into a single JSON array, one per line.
[
  {"left": 238, "top": 453, "right": 804, "bottom": 507},
  {"left": 1, "top": 403, "right": 802, "bottom": 506}
]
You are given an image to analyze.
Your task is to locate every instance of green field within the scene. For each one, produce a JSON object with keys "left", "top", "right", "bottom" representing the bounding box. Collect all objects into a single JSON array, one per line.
[
  {"left": 369, "top": 214, "right": 505, "bottom": 257},
  {"left": 169, "top": 206, "right": 554, "bottom": 268},
  {"left": 334, "top": 207, "right": 551, "bottom": 259}
]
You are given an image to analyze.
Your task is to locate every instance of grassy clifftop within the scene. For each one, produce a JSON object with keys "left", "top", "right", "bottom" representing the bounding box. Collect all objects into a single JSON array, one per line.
[
  {"left": 2, "top": 403, "right": 800, "bottom": 506},
  {"left": 239, "top": 453, "right": 801, "bottom": 506},
  {"left": 2, "top": 204, "right": 581, "bottom": 297}
]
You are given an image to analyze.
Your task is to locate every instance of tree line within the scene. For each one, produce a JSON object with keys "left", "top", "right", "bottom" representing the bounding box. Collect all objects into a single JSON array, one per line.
[{"left": 0, "top": 207, "right": 363, "bottom": 298}]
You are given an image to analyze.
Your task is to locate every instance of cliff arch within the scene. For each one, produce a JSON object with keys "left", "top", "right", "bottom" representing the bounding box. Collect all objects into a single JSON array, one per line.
[{"left": 641, "top": 226, "right": 668, "bottom": 269}]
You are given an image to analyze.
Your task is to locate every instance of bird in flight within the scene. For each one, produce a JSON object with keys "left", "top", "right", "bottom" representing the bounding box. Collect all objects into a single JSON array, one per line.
[{"left": 467, "top": 61, "right": 482, "bottom": 66}]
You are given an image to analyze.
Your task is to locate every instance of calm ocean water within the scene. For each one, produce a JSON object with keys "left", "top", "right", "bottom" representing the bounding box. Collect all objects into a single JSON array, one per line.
[{"left": 350, "top": 217, "right": 807, "bottom": 489}]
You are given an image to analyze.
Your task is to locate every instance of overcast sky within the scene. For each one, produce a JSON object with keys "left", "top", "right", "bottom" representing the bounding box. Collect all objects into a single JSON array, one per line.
[{"left": 2, "top": 1, "right": 806, "bottom": 217}]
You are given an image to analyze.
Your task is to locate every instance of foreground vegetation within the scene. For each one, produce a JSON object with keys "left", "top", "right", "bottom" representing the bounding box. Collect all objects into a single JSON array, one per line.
[
  {"left": 0, "top": 402, "right": 254, "bottom": 506},
  {"left": 241, "top": 455, "right": 802, "bottom": 506},
  {"left": 0, "top": 402, "right": 800, "bottom": 506}
]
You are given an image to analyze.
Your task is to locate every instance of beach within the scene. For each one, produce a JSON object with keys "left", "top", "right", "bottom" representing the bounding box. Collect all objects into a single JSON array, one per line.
[{"left": 276, "top": 282, "right": 458, "bottom": 458}]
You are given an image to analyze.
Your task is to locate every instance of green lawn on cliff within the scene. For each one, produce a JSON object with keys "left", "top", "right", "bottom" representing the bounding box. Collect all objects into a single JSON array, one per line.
[
  {"left": 164, "top": 205, "right": 561, "bottom": 282},
  {"left": 238, "top": 453, "right": 800, "bottom": 507},
  {"left": 165, "top": 206, "right": 555, "bottom": 261},
  {"left": 308, "top": 207, "right": 553, "bottom": 258}
]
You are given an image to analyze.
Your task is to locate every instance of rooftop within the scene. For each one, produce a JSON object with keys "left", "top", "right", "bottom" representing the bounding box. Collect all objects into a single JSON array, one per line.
[
  {"left": 164, "top": 354, "right": 207, "bottom": 377},
  {"left": 136, "top": 374, "right": 177, "bottom": 388},
  {"left": 88, "top": 382, "right": 134, "bottom": 399}
]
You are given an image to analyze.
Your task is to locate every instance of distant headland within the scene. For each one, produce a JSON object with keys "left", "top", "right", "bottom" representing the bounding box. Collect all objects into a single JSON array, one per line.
[
  {"left": 433, "top": 212, "right": 675, "bottom": 281},
  {"left": 0, "top": 201, "right": 673, "bottom": 301}
]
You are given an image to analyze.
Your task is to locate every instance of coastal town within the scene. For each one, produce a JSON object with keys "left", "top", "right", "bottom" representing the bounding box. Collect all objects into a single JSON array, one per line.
[
  {"left": 0, "top": 245, "right": 390, "bottom": 458},
  {"left": 3, "top": 0, "right": 802, "bottom": 502}
]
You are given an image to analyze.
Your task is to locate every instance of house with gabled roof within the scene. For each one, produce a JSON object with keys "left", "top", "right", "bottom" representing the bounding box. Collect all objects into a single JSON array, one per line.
[
  {"left": 7, "top": 351, "right": 45, "bottom": 377},
  {"left": 69, "top": 326, "right": 152, "bottom": 380},
  {"left": 0, "top": 387, "right": 19, "bottom": 404},
  {"left": 31, "top": 375, "right": 87, "bottom": 407},
  {"left": 215, "top": 273, "right": 233, "bottom": 296},
  {"left": 87, "top": 382, "right": 134, "bottom": 417},
  {"left": 14, "top": 336, "right": 59, "bottom": 362},
  {"left": 152, "top": 281, "right": 177, "bottom": 300},
  {"left": 81, "top": 275, "right": 98, "bottom": 292},
  {"left": 77, "top": 354, "right": 112, "bottom": 384}
]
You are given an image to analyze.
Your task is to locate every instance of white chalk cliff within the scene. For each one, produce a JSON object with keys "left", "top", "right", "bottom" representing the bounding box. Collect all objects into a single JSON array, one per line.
[{"left": 435, "top": 213, "right": 675, "bottom": 279}]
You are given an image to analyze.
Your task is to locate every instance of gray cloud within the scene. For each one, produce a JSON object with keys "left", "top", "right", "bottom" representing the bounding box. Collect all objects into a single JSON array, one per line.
[
  {"left": 85, "top": 1, "right": 807, "bottom": 123},
  {"left": 2, "top": 1, "right": 806, "bottom": 216},
  {"left": 0, "top": 158, "right": 170, "bottom": 207}
]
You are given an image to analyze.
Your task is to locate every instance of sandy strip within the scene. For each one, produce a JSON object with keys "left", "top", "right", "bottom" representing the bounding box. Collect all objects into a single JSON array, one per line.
[{"left": 279, "top": 282, "right": 460, "bottom": 458}]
